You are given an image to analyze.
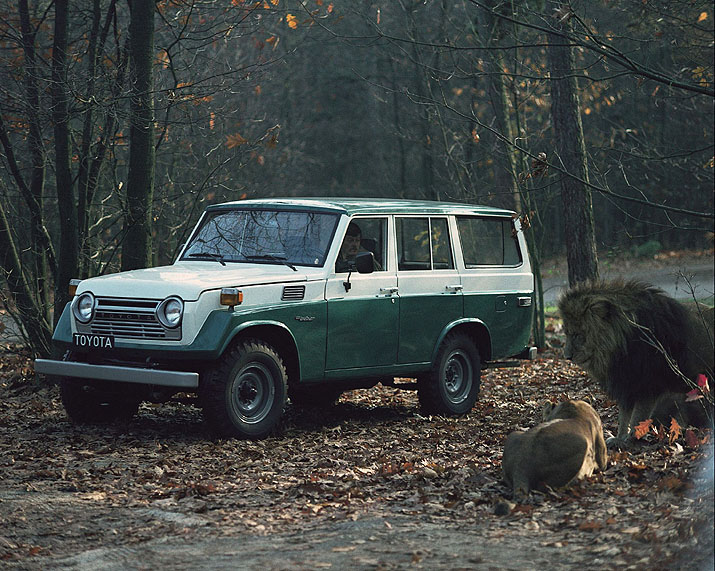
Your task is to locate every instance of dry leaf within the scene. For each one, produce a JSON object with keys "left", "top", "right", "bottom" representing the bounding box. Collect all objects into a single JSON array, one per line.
[
  {"left": 226, "top": 133, "right": 248, "bottom": 148},
  {"left": 668, "top": 418, "right": 682, "bottom": 444},
  {"left": 634, "top": 419, "right": 653, "bottom": 439}
]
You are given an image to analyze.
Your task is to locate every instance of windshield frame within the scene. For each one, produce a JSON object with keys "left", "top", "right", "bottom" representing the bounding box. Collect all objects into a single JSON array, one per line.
[{"left": 179, "top": 207, "right": 341, "bottom": 268}]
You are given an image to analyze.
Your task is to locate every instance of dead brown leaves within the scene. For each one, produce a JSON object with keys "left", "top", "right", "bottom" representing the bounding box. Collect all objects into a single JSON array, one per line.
[{"left": 0, "top": 344, "right": 712, "bottom": 567}]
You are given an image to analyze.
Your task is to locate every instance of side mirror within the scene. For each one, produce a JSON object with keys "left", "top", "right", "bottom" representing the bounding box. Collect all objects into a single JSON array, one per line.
[{"left": 355, "top": 251, "right": 375, "bottom": 274}]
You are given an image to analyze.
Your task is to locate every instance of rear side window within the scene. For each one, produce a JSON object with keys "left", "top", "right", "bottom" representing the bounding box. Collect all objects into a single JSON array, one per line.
[
  {"left": 457, "top": 217, "right": 522, "bottom": 267},
  {"left": 397, "top": 217, "right": 454, "bottom": 271}
]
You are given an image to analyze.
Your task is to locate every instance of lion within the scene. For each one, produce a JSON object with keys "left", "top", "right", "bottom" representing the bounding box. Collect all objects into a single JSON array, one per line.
[
  {"left": 558, "top": 280, "right": 714, "bottom": 446},
  {"left": 502, "top": 400, "right": 608, "bottom": 499},
  {"left": 648, "top": 391, "right": 713, "bottom": 430}
]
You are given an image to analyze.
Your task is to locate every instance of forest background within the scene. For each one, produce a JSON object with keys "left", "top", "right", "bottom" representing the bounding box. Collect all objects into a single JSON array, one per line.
[{"left": 0, "top": 0, "right": 713, "bottom": 356}]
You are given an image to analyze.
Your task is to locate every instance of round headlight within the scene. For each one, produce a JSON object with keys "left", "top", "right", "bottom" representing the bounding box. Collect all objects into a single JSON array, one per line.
[
  {"left": 72, "top": 292, "right": 95, "bottom": 323},
  {"left": 157, "top": 296, "right": 183, "bottom": 328}
]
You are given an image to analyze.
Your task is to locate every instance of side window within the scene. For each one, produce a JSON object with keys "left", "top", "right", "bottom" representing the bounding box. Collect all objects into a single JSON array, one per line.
[
  {"left": 335, "top": 217, "right": 387, "bottom": 273},
  {"left": 431, "top": 218, "right": 453, "bottom": 269},
  {"left": 502, "top": 220, "right": 521, "bottom": 265},
  {"left": 397, "top": 217, "right": 454, "bottom": 271},
  {"left": 457, "top": 216, "right": 522, "bottom": 267}
]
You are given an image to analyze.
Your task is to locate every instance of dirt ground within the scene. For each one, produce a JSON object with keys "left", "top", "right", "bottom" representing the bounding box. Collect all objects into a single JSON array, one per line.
[{"left": 1, "top": 341, "right": 713, "bottom": 570}]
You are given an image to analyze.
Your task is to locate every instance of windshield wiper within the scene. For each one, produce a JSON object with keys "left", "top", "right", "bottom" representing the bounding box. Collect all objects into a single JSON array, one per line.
[
  {"left": 187, "top": 252, "right": 226, "bottom": 266},
  {"left": 245, "top": 254, "right": 297, "bottom": 272}
]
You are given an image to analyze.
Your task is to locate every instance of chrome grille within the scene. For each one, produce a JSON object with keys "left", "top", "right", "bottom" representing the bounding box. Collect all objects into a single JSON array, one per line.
[{"left": 77, "top": 297, "right": 181, "bottom": 340}]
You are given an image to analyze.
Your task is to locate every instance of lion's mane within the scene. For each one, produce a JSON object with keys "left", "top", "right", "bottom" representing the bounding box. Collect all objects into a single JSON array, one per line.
[{"left": 558, "top": 280, "right": 712, "bottom": 410}]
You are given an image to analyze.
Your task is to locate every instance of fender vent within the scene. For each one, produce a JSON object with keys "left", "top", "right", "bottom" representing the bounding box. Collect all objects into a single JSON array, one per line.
[{"left": 282, "top": 285, "right": 305, "bottom": 301}]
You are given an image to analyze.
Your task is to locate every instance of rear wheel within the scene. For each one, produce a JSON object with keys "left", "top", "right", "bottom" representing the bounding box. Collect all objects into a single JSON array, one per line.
[
  {"left": 418, "top": 333, "right": 481, "bottom": 415},
  {"left": 60, "top": 378, "right": 141, "bottom": 424},
  {"left": 201, "top": 340, "right": 287, "bottom": 439}
]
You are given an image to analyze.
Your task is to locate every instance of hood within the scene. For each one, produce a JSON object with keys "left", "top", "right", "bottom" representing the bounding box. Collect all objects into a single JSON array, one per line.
[{"left": 76, "top": 261, "right": 320, "bottom": 301}]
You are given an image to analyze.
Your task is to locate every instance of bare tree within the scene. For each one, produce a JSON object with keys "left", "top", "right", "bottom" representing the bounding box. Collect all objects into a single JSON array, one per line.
[
  {"left": 546, "top": 3, "right": 599, "bottom": 285},
  {"left": 52, "top": 0, "right": 78, "bottom": 326},
  {"left": 122, "top": 0, "right": 156, "bottom": 271}
]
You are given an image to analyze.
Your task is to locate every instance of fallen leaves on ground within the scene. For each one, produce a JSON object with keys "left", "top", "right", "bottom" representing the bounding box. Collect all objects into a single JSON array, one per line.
[{"left": 0, "top": 343, "right": 712, "bottom": 568}]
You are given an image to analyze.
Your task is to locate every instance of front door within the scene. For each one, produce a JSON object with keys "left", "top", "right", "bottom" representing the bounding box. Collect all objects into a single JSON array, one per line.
[{"left": 325, "top": 217, "right": 398, "bottom": 371}]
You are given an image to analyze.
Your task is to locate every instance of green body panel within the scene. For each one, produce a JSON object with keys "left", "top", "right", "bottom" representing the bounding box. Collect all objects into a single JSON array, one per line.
[
  {"left": 398, "top": 294, "right": 463, "bottom": 364},
  {"left": 52, "top": 303, "right": 73, "bottom": 350},
  {"left": 53, "top": 290, "right": 531, "bottom": 384},
  {"left": 54, "top": 293, "right": 530, "bottom": 379},
  {"left": 429, "top": 317, "right": 489, "bottom": 363},
  {"left": 227, "top": 301, "right": 328, "bottom": 381},
  {"left": 326, "top": 297, "right": 398, "bottom": 370},
  {"left": 463, "top": 292, "right": 532, "bottom": 360}
]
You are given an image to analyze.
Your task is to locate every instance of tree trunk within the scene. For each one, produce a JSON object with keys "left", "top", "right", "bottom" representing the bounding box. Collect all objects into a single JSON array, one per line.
[
  {"left": 18, "top": 0, "right": 54, "bottom": 321},
  {"left": 52, "top": 0, "right": 79, "bottom": 326},
  {"left": 481, "top": 0, "right": 520, "bottom": 211},
  {"left": 546, "top": 7, "right": 599, "bottom": 286},
  {"left": 389, "top": 60, "right": 407, "bottom": 198},
  {"left": 77, "top": 0, "right": 102, "bottom": 277},
  {"left": 414, "top": 55, "right": 435, "bottom": 201},
  {"left": 122, "top": 0, "right": 155, "bottom": 271}
]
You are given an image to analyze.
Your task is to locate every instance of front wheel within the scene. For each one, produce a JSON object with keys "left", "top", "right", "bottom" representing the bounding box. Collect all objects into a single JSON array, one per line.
[
  {"left": 418, "top": 333, "right": 481, "bottom": 415},
  {"left": 201, "top": 340, "right": 287, "bottom": 439}
]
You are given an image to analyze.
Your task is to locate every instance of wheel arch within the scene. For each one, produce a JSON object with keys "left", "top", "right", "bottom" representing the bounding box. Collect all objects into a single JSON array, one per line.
[
  {"left": 224, "top": 321, "right": 301, "bottom": 386},
  {"left": 431, "top": 319, "right": 492, "bottom": 366}
]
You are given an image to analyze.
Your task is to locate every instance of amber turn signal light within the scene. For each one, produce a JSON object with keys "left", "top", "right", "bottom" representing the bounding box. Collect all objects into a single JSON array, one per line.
[
  {"left": 68, "top": 279, "right": 82, "bottom": 297},
  {"left": 220, "top": 288, "right": 243, "bottom": 308}
]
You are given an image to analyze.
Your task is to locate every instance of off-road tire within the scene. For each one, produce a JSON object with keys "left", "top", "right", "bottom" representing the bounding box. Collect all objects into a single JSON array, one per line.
[
  {"left": 60, "top": 378, "right": 141, "bottom": 424},
  {"left": 418, "top": 333, "right": 481, "bottom": 415},
  {"left": 201, "top": 339, "right": 287, "bottom": 439}
]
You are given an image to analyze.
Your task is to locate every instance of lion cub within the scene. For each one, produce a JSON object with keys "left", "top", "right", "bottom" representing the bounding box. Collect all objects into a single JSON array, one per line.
[{"left": 502, "top": 400, "right": 608, "bottom": 499}]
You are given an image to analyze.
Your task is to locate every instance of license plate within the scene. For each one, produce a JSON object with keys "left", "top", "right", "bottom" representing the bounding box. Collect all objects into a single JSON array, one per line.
[{"left": 73, "top": 333, "right": 115, "bottom": 349}]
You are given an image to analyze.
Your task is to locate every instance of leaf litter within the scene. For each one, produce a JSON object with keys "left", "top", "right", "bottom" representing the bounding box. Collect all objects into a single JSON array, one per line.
[{"left": 0, "top": 340, "right": 712, "bottom": 569}]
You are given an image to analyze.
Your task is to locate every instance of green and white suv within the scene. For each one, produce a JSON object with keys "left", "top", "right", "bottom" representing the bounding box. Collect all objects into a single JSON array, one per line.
[{"left": 35, "top": 198, "right": 535, "bottom": 438}]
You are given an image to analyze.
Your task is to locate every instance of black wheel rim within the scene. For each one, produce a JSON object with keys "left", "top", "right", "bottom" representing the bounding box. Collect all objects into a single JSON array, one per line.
[
  {"left": 230, "top": 361, "right": 275, "bottom": 424},
  {"left": 442, "top": 349, "right": 472, "bottom": 405}
]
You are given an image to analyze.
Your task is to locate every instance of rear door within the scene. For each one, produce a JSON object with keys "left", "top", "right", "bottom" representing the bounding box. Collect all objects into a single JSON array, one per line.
[
  {"left": 456, "top": 215, "right": 533, "bottom": 359},
  {"left": 396, "top": 216, "right": 462, "bottom": 364}
]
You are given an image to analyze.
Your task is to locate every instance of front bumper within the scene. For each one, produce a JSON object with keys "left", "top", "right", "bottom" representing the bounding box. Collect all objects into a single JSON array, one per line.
[{"left": 34, "top": 359, "right": 199, "bottom": 388}]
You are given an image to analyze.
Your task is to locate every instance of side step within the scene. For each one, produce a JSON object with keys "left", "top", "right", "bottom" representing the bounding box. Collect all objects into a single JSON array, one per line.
[{"left": 486, "top": 346, "right": 537, "bottom": 368}]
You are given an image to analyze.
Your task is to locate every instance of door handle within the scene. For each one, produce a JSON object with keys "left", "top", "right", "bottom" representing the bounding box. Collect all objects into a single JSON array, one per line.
[
  {"left": 446, "top": 284, "right": 463, "bottom": 292},
  {"left": 379, "top": 287, "right": 399, "bottom": 295}
]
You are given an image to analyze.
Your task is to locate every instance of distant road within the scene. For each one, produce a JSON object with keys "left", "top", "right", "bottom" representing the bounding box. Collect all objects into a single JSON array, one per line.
[{"left": 541, "top": 262, "right": 714, "bottom": 305}]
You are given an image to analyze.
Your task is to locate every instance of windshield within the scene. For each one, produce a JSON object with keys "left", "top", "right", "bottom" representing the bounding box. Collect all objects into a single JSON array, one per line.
[{"left": 181, "top": 209, "right": 340, "bottom": 267}]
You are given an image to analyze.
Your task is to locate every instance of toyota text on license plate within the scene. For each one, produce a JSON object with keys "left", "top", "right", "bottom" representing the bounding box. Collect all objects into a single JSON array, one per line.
[{"left": 73, "top": 333, "right": 115, "bottom": 349}]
